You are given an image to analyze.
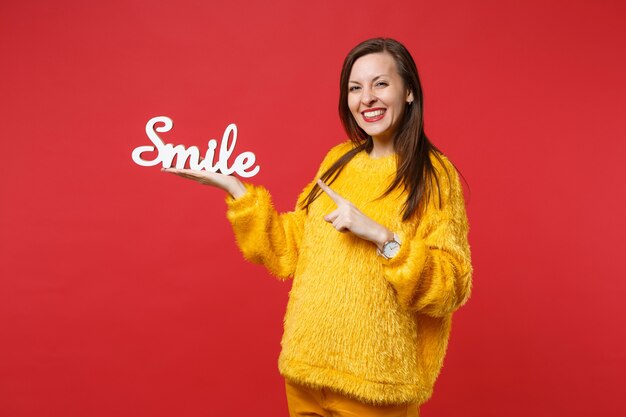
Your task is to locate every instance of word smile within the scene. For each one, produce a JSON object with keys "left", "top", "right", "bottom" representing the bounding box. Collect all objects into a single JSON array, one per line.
[{"left": 131, "top": 116, "right": 260, "bottom": 178}]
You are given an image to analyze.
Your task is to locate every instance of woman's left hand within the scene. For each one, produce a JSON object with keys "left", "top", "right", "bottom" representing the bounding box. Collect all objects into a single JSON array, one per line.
[{"left": 317, "top": 179, "right": 393, "bottom": 249}]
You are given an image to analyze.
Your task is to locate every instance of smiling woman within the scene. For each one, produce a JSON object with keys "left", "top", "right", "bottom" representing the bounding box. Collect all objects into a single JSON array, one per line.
[
  {"left": 162, "top": 37, "right": 473, "bottom": 417},
  {"left": 347, "top": 52, "right": 414, "bottom": 153}
]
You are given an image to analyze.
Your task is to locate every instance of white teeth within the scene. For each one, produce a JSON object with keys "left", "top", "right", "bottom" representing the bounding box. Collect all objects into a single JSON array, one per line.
[{"left": 364, "top": 109, "right": 385, "bottom": 118}]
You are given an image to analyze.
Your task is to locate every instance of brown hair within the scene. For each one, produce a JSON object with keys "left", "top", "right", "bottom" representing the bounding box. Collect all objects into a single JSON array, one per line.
[{"left": 299, "top": 37, "right": 459, "bottom": 221}]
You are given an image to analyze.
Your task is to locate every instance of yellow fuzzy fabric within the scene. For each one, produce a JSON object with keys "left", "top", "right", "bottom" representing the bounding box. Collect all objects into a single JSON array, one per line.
[{"left": 225, "top": 141, "right": 473, "bottom": 406}]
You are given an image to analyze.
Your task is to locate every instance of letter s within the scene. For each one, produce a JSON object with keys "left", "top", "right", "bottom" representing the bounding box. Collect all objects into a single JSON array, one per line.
[{"left": 131, "top": 116, "right": 173, "bottom": 167}]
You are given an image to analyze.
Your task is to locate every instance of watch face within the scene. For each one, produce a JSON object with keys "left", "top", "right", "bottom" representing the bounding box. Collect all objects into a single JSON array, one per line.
[{"left": 383, "top": 241, "right": 401, "bottom": 258}]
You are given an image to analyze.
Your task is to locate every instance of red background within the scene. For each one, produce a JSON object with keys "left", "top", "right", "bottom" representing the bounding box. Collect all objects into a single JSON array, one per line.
[{"left": 1, "top": 0, "right": 625, "bottom": 416}]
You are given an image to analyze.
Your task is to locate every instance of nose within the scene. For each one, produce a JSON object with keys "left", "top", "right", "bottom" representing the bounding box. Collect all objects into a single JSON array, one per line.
[{"left": 361, "top": 87, "right": 377, "bottom": 106}]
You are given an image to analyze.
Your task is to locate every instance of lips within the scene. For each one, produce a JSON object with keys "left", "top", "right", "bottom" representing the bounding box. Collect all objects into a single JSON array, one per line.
[{"left": 361, "top": 108, "right": 386, "bottom": 122}]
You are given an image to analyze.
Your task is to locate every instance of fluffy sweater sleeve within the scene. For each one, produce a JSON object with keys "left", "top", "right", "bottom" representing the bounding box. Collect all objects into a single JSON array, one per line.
[
  {"left": 224, "top": 183, "right": 308, "bottom": 279},
  {"left": 382, "top": 156, "right": 473, "bottom": 317},
  {"left": 224, "top": 143, "right": 347, "bottom": 280}
]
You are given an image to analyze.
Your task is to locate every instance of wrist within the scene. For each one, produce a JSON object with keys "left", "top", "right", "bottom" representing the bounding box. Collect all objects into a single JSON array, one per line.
[
  {"left": 228, "top": 180, "right": 247, "bottom": 199},
  {"left": 377, "top": 231, "right": 402, "bottom": 260},
  {"left": 375, "top": 227, "right": 395, "bottom": 251}
]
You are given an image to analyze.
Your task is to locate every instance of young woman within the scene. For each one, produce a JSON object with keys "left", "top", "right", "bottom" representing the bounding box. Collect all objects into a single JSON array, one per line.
[{"left": 163, "top": 38, "right": 473, "bottom": 417}]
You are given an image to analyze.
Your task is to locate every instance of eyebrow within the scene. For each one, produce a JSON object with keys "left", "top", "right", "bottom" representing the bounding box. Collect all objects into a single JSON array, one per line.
[{"left": 348, "top": 74, "right": 390, "bottom": 84}]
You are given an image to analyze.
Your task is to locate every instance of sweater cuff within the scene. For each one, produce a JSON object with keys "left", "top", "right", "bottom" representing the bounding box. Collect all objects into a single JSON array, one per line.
[
  {"left": 224, "top": 183, "right": 265, "bottom": 221},
  {"left": 380, "top": 234, "right": 429, "bottom": 305}
]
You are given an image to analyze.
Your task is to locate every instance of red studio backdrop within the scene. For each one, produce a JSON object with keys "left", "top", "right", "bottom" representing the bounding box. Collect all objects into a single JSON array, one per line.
[{"left": 1, "top": 1, "right": 625, "bottom": 416}]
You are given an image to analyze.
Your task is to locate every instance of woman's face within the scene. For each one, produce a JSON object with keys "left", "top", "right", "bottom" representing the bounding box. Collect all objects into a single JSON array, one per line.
[{"left": 347, "top": 52, "right": 413, "bottom": 143}]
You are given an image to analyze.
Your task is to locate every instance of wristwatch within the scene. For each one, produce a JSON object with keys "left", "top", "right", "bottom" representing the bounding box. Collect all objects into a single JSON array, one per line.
[{"left": 378, "top": 233, "right": 402, "bottom": 260}]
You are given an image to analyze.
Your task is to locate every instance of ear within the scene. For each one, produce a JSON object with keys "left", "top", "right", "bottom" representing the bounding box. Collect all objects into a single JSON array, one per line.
[{"left": 406, "top": 90, "right": 414, "bottom": 104}]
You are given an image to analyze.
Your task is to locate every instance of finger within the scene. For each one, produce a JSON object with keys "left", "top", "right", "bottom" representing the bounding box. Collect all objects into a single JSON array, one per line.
[
  {"left": 163, "top": 167, "right": 202, "bottom": 176},
  {"left": 324, "top": 209, "right": 339, "bottom": 223},
  {"left": 161, "top": 167, "right": 189, "bottom": 173},
  {"left": 162, "top": 168, "right": 204, "bottom": 182},
  {"left": 161, "top": 167, "right": 185, "bottom": 176},
  {"left": 332, "top": 219, "right": 349, "bottom": 233},
  {"left": 171, "top": 167, "right": 197, "bottom": 174},
  {"left": 162, "top": 168, "right": 189, "bottom": 177},
  {"left": 179, "top": 173, "right": 201, "bottom": 181},
  {"left": 317, "top": 179, "right": 345, "bottom": 205}
]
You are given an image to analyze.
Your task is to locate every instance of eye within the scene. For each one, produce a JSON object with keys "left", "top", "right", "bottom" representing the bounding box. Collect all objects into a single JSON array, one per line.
[
  {"left": 349, "top": 85, "right": 361, "bottom": 92},
  {"left": 375, "top": 81, "right": 389, "bottom": 87}
]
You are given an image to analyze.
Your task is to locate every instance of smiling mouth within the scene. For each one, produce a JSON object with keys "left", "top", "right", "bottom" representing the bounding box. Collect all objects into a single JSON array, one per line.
[{"left": 362, "top": 109, "right": 386, "bottom": 122}]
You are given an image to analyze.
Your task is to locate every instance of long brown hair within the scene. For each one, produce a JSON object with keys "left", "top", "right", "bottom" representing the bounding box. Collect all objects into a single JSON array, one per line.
[{"left": 300, "top": 37, "right": 457, "bottom": 221}]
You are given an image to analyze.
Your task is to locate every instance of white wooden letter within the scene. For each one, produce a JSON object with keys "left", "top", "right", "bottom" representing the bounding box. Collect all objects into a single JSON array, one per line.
[{"left": 132, "top": 116, "right": 260, "bottom": 177}]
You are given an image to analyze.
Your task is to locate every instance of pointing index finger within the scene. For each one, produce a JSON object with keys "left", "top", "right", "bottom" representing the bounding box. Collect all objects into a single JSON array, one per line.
[{"left": 317, "top": 179, "right": 345, "bottom": 205}]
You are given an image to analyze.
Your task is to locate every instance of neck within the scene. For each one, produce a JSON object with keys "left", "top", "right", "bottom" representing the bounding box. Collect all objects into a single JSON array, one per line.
[{"left": 369, "top": 136, "right": 395, "bottom": 159}]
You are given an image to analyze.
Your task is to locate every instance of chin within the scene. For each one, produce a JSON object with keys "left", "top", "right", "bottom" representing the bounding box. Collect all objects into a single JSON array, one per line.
[{"left": 364, "top": 128, "right": 392, "bottom": 139}]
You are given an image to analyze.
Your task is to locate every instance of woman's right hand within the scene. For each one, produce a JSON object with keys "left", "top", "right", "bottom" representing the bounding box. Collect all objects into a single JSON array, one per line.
[{"left": 161, "top": 167, "right": 247, "bottom": 199}]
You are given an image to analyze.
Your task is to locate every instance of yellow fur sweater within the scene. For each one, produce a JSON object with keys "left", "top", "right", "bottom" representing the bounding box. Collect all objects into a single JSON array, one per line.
[{"left": 224, "top": 141, "right": 473, "bottom": 406}]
